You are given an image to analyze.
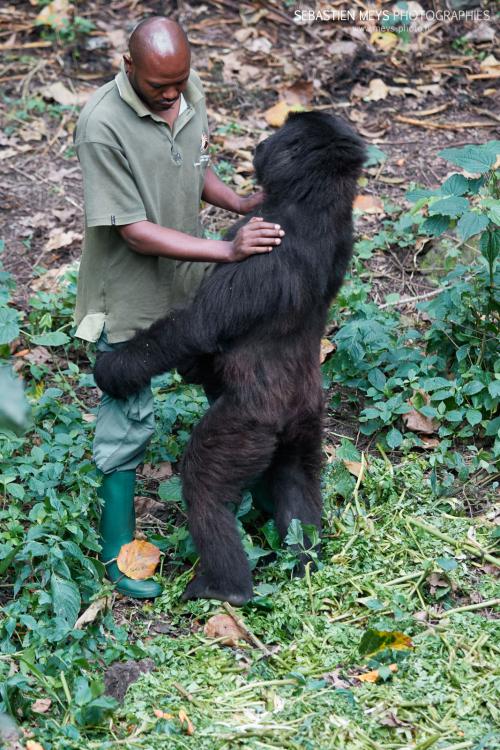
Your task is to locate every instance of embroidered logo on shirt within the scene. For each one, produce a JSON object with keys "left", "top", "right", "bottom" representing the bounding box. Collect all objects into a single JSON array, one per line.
[{"left": 200, "top": 132, "right": 209, "bottom": 152}]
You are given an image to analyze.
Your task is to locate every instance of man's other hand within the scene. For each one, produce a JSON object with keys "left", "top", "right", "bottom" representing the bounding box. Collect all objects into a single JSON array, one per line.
[{"left": 238, "top": 191, "right": 265, "bottom": 214}]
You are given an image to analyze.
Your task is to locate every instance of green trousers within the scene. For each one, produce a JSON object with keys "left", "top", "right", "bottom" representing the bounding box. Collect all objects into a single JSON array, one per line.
[{"left": 93, "top": 332, "right": 155, "bottom": 474}]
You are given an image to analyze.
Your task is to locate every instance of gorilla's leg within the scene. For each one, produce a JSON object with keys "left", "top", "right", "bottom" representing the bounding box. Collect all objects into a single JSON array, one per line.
[
  {"left": 269, "top": 412, "right": 323, "bottom": 571},
  {"left": 181, "top": 396, "right": 278, "bottom": 605}
]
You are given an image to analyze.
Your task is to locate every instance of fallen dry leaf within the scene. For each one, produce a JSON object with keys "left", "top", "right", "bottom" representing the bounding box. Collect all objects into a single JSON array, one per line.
[
  {"left": 44, "top": 230, "right": 82, "bottom": 252},
  {"left": 353, "top": 78, "right": 389, "bottom": 102},
  {"left": 31, "top": 264, "right": 73, "bottom": 292},
  {"left": 419, "top": 435, "right": 440, "bottom": 448},
  {"left": 31, "top": 699, "right": 51, "bottom": 714},
  {"left": 142, "top": 462, "right": 172, "bottom": 480},
  {"left": 403, "top": 406, "right": 437, "bottom": 435},
  {"left": 343, "top": 460, "right": 364, "bottom": 478},
  {"left": 370, "top": 31, "right": 398, "bottom": 52},
  {"left": 26, "top": 742, "right": 46, "bottom": 750},
  {"left": 135, "top": 495, "right": 167, "bottom": 519},
  {"left": 320, "top": 338, "right": 336, "bottom": 364},
  {"left": 353, "top": 195, "right": 385, "bottom": 214},
  {"left": 75, "top": 596, "right": 109, "bottom": 629},
  {"left": 35, "top": 0, "right": 72, "bottom": 31},
  {"left": 178, "top": 709, "right": 195, "bottom": 735},
  {"left": 42, "top": 82, "right": 92, "bottom": 107},
  {"left": 116, "top": 539, "right": 161, "bottom": 580},
  {"left": 358, "top": 663, "right": 398, "bottom": 683},
  {"left": 204, "top": 613, "right": 247, "bottom": 646},
  {"left": 480, "top": 54, "right": 499, "bottom": 76},
  {"left": 154, "top": 709, "right": 174, "bottom": 720},
  {"left": 264, "top": 100, "right": 305, "bottom": 128}
]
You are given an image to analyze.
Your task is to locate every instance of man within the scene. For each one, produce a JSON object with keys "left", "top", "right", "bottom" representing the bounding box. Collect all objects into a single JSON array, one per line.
[{"left": 74, "top": 16, "right": 283, "bottom": 598}]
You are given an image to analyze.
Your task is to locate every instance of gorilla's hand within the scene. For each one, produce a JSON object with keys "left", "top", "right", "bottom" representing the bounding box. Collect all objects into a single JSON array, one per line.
[{"left": 93, "top": 350, "right": 144, "bottom": 401}]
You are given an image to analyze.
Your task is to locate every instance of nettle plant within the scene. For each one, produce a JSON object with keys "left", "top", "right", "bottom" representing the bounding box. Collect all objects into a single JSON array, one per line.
[{"left": 324, "top": 141, "right": 499, "bottom": 471}]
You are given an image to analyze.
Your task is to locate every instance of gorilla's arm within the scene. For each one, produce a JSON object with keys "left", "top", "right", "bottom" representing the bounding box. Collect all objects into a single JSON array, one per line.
[{"left": 93, "top": 244, "right": 303, "bottom": 400}]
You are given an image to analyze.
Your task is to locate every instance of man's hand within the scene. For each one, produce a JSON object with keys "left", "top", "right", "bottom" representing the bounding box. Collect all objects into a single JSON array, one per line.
[
  {"left": 227, "top": 217, "right": 284, "bottom": 262},
  {"left": 238, "top": 191, "right": 265, "bottom": 214}
]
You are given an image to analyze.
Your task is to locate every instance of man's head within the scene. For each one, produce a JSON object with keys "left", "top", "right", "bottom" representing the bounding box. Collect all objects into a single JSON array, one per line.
[{"left": 124, "top": 17, "right": 191, "bottom": 112}]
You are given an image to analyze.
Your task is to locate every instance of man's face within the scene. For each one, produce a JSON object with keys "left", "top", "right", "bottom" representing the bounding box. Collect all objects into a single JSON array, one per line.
[{"left": 124, "top": 52, "right": 190, "bottom": 112}]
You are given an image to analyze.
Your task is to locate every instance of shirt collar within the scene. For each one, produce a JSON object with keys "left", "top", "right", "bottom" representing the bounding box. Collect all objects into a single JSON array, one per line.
[{"left": 115, "top": 61, "right": 203, "bottom": 120}]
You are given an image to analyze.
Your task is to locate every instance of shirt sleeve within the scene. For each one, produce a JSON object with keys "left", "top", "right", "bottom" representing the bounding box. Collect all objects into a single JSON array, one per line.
[{"left": 77, "top": 141, "right": 148, "bottom": 227}]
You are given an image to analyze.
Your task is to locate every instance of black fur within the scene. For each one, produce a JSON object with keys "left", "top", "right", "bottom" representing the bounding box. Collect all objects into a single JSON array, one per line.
[{"left": 94, "top": 112, "right": 365, "bottom": 605}]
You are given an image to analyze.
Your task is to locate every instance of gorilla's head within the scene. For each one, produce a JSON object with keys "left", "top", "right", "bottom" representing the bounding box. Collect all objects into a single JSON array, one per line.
[{"left": 253, "top": 111, "right": 366, "bottom": 205}]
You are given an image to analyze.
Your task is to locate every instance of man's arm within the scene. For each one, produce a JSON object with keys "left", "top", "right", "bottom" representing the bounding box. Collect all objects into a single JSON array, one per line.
[
  {"left": 201, "top": 167, "right": 264, "bottom": 215},
  {"left": 119, "top": 217, "right": 283, "bottom": 263}
]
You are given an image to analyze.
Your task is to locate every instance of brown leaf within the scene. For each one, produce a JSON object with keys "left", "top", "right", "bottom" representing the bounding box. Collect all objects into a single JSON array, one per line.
[
  {"left": 320, "top": 338, "right": 336, "bottom": 364},
  {"left": 420, "top": 436, "right": 440, "bottom": 448},
  {"left": 203, "top": 614, "right": 247, "bottom": 646},
  {"left": 75, "top": 596, "right": 109, "bottom": 629},
  {"left": 352, "top": 78, "right": 389, "bottom": 102},
  {"left": 141, "top": 462, "right": 172, "bottom": 480},
  {"left": 31, "top": 264, "right": 73, "bottom": 292},
  {"left": 26, "top": 742, "right": 46, "bottom": 750},
  {"left": 35, "top": 0, "right": 72, "bottom": 30},
  {"left": 264, "top": 100, "right": 305, "bottom": 128},
  {"left": 31, "top": 699, "right": 51, "bottom": 714},
  {"left": 343, "top": 460, "right": 364, "bottom": 478},
  {"left": 81, "top": 413, "right": 96, "bottom": 423},
  {"left": 178, "top": 709, "right": 195, "bottom": 735},
  {"left": 357, "top": 663, "right": 398, "bottom": 683},
  {"left": 480, "top": 55, "right": 499, "bottom": 75},
  {"left": 134, "top": 496, "right": 167, "bottom": 520},
  {"left": 353, "top": 195, "right": 385, "bottom": 214},
  {"left": 154, "top": 709, "right": 174, "bottom": 720},
  {"left": 322, "top": 669, "right": 352, "bottom": 689},
  {"left": 41, "top": 82, "right": 92, "bottom": 107},
  {"left": 44, "top": 230, "right": 82, "bottom": 252},
  {"left": 403, "top": 406, "right": 437, "bottom": 435},
  {"left": 116, "top": 540, "right": 161, "bottom": 580}
]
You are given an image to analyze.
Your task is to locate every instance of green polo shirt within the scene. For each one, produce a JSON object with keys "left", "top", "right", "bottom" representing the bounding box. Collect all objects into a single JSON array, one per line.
[{"left": 74, "top": 64, "right": 213, "bottom": 343}]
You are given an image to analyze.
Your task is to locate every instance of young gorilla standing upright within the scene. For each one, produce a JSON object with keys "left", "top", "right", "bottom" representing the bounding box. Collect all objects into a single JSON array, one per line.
[{"left": 95, "top": 112, "right": 366, "bottom": 605}]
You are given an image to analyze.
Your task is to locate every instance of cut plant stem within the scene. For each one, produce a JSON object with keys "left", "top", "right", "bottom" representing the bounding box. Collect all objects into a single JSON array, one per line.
[{"left": 408, "top": 517, "right": 500, "bottom": 567}]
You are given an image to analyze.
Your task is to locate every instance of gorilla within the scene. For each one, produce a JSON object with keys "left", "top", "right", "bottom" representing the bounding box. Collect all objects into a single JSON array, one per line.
[{"left": 94, "top": 111, "right": 365, "bottom": 605}]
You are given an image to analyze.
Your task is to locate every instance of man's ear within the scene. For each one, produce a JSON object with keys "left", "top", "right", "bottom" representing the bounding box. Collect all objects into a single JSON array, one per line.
[{"left": 123, "top": 54, "right": 132, "bottom": 73}]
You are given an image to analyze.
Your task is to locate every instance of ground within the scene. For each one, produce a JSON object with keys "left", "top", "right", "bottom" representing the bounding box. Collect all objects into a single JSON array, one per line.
[{"left": 0, "top": 1, "right": 499, "bottom": 749}]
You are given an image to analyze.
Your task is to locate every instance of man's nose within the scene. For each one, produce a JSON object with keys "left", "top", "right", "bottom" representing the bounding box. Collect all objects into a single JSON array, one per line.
[{"left": 161, "top": 86, "right": 178, "bottom": 100}]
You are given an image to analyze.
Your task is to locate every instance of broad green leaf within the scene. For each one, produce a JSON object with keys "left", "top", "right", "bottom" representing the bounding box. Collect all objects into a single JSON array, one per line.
[
  {"left": 365, "top": 144, "right": 387, "bottom": 167},
  {"left": 0, "top": 307, "right": 20, "bottom": 345},
  {"left": 438, "top": 142, "right": 500, "bottom": 174},
  {"left": 456, "top": 212, "right": 489, "bottom": 242},
  {"left": 386, "top": 428, "right": 403, "bottom": 449},
  {"left": 158, "top": 476, "right": 183, "bottom": 502},
  {"left": 429, "top": 196, "right": 469, "bottom": 218},
  {"left": 368, "top": 368, "right": 387, "bottom": 391},
  {"left": 481, "top": 198, "right": 500, "bottom": 225},
  {"left": 436, "top": 557, "right": 458, "bottom": 571},
  {"left": 479, "top": 229, "right": 500, "bottom": 266},
  {"left": 285, "top": 518, "right": 304, "bottom": 547},
  {"left": 50, "top": 573, "right": 81, "bottom": 627},
  {"left": 462, "top": 381, "right": 484, "bottom": 396},
  {"left": 440, "top": 173, "right": 469, "bottom": 196},
  {"left": 488, "top": 381, "right": 500, "bottom": 399},
  {"left": 31, "top": 331, "right": 70, "bottom": 346},
  {"left": 466, "top": 409, "right": 482, "bottom": 426},
  {"left": 422, "top": 214, "right": 450, "bottom": 236}
]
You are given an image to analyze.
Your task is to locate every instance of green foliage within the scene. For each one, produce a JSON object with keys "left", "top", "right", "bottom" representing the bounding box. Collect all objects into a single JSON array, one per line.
[{"left": 324, "top": 139, "right": 500, "bottom": 478}]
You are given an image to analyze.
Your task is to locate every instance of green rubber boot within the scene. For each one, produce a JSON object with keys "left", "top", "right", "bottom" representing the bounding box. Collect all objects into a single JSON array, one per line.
[{"left": 98, "top": 470, "right": 162, "bottom": 599}]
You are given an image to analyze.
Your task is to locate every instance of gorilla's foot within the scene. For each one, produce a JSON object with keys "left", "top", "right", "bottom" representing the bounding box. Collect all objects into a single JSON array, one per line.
[{"left": 181, "top": 573, "right": 253, "bottom": 606}]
